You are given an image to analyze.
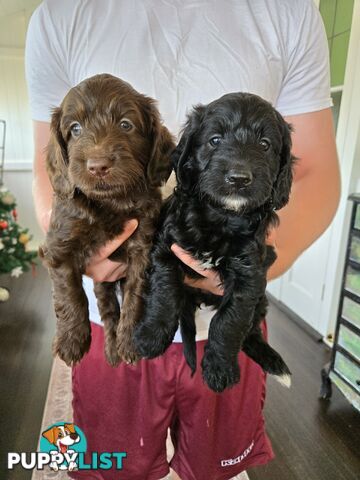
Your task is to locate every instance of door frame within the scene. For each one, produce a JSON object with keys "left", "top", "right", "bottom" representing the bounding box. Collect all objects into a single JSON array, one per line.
[{"left": 319, "top": 0, "right": 360, "bottom": 338}]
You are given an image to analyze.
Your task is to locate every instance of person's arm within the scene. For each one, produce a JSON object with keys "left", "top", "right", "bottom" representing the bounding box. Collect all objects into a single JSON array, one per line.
[
  {"left": 32, "top": 120, "right": 137, "bottom": 282},
  {"left": 172, "top": 107, "right": 340, "bottom": 292},
  {"left": 32, "top": 121, "right": 53, "bottom": 232},
  {"left": 267, "top": 108, "right": 340, "bottom": 279}
]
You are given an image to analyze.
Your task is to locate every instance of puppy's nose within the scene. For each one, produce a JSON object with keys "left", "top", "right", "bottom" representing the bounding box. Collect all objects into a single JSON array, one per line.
[
  {"left": 70, "top": 433, "right": 79, "bottom": 440},
  {"left": 87, "top": 158, "right": 111, "bottom": 177},
  {"left": 225, "top": 171, "right": 253, "bottom": 187}
]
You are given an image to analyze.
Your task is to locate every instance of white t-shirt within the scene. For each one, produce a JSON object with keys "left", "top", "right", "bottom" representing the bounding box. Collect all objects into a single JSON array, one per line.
[{"left": 26, "top": 0, "right": 332, "bottom": 341}]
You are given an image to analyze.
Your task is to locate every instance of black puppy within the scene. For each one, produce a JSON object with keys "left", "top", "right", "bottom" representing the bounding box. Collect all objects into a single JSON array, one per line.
[{"left": 134, "top": 92, "right": 294, "bottom": 392}]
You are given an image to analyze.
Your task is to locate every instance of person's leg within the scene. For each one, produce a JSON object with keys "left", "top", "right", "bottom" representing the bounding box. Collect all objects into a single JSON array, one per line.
[
  {"left": 69, "top": 323, "right": 178, "bottom": 480},
  {"left": 169, "top": 470, "right": 181, "bottom": 480},
  {"left": 169, "top": 323, "right": 274, "bottom": 480}
]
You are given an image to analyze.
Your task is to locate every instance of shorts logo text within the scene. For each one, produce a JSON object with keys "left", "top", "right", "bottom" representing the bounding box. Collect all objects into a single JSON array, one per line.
[{"left": 221, "top": 440, "right": 254, "bottom": 467}]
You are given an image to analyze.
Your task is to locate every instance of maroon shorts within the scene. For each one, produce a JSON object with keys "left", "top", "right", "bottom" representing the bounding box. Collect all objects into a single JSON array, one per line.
[{"left": 69, "top": 323, "right": 274, "bottom": 480}]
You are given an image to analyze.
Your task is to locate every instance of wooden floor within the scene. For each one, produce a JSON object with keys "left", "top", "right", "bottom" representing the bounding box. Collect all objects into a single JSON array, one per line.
[
  {"left": 248, "top": 301, "right": 360, "bottom": 480},
  {"left": 0, "top": 268, "right": 359, "bottom": 480},
  {"left": 0, "top": 268, "right": 55, "bottom": 480}
]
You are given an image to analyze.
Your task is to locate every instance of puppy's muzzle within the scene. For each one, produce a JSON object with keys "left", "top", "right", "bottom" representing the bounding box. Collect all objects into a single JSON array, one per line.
[
  {"left": 225, "top": 170, "right": 253, "bottom": 188},
  {"left": 87, "top": 157, "right": 111, "bottom": 177}
]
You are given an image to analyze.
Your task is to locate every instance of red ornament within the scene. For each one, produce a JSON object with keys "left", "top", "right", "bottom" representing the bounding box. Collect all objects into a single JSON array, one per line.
[
  {"left": 12, "top": 209, "right": 18, "bottom": 220},
  {"left": 0, "top": 220, "right": 8, "bottom": 229}
]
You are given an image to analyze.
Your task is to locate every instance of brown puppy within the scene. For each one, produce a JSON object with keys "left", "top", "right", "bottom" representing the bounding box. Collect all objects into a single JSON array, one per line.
[{"left": 40, "top": 74, "right": 174, "bottom": 366}]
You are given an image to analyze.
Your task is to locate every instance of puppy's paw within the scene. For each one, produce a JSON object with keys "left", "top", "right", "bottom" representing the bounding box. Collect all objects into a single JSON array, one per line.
[
  {"left": 104, "top": 336, "right": 121, "bottom": 367},
  {"left": 50, "top": 462, "right": 59, "bottom": 472},
  {"left": 133, "top": 322, "right": 174, "bottom": 359},
  {"left": 68, "top": 462, "right": 78, "bottom": 472},
  {"left": 116, "top": 327, "right": 139, "bottom": 364},
  {"left": 261, "top": 347, "right": 291, "bottom": 388},
  {"left": 53, "top": 322, "right": 91, "bottom": 366},
  {"left": 242, "top": 337, "right": 291, "bottom": 388},
  {"left": 201, "top": 348, "right": 240, "bottom": 393}
]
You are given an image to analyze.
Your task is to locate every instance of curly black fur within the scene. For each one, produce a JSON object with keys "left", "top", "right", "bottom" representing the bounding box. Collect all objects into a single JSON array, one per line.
[{"left": 134, "top": 92, "right": 294, "bottom": 392}]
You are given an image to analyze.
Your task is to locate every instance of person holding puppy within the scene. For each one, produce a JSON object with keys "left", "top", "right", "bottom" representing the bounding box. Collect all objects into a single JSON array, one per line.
[{"left": 26, "top": 1, "right": 340, "bottom": 479}]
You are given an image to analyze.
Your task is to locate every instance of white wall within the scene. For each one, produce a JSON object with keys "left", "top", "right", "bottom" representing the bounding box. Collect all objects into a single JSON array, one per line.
[
  {"left": 0, "top": 3, "right": 42, "bottom": 249},
  {"left": 0, "top": 47, "right": 34, "bottom": 167},
  {"left": 0, "top": 9, "right": 30, "bottom": 48}
]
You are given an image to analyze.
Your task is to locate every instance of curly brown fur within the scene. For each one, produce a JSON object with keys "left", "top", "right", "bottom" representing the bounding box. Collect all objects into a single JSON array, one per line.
[
  {"left": 134, "top": 92, "right": 294, "bottom": 392},
  {"left": 40, "top": 74, "right": 174, "bottom": 366}
]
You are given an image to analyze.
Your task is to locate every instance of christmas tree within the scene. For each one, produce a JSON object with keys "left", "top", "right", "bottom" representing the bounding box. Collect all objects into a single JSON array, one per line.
[{"left": 0, "top": 186, "right": 37, "bottom": 300}]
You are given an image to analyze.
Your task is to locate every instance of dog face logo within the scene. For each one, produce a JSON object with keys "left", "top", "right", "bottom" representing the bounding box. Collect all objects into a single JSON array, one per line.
[
  {"left": 40, "top": 422, "right": 86, "bottom": 472},
  {"left": 42, "top": 423, "right": 80, "bottom": 454},
  {"left": 8, "top": 421, "right": 127, "bottom": 472}
]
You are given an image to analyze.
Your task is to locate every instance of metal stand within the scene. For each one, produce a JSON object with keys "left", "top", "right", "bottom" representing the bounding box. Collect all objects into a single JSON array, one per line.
[
  {"left": 320, "top": 362, "right": 332, "bottom": 400},
  {"left": 319, "top": 195, "right": 360, "bottom": 411}
]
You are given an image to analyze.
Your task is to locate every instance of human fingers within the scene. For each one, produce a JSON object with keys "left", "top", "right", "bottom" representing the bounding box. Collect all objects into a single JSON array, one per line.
[
  {"left": 89, "top": 219, "right": 138, "bottom": 265},
  {"left": 183, "top": 275, "right": 224, "bottom": 296},
  {"left": 85, "top": 219, "right": 138, "bottom": 281},
  {"left": 85, "top": 261, "right": 128, "bottom": 283},
  {"left": 171, "top": 244, "right": 218, "bottom": 279},
  {"left": 171, "top": 244, "right": 224, "bottom": 295}
]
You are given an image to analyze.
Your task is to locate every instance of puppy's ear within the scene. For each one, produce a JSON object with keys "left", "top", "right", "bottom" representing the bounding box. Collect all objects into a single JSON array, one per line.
[
  {"left": 46, "top": 107, "right": 74, "bottom": 198},
  {"left": 64, "top": 423, "right": 76, "bottom": 434},
  {"left": 172, "top": 105, "right": 204, "bottom": 191},
  {"left": 272, "top": 113, "right": 295, "bottom": 210},
  {"left": 42, "top": 426, "right": 56, "bottom": 445},
  {"left": 146, "top": 103, "right": 175, "bottom": 187},
  {"left": 148, "top": 124, "right": 175, "bottom": 187}
]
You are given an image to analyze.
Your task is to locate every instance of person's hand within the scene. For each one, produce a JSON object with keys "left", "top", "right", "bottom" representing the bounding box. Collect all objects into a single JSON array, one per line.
[
  {"left": 171, "top": 227, "right": 278, "bottom": 295},
  {"left": 170, "top": 244, "right": 224, "bottom": 296},
  {"left": 85, "top": 219, "right": 138, "bottom": 282}
]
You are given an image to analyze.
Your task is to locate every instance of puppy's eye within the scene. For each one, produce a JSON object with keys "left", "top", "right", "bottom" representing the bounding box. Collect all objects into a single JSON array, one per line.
[
  {"left": 70, "top": 122, "right": 82, "bottom": 137},
  {"left": 58, "top": 432, "right": 63, "bottom": 438},
  {"left": 120, "top": 118, "right": 134, "bottom": 131},
  {"left": 259, "top": 138, "right": 271, "bottom": 151},
  {"left": 209, "top": 136, "right": 222, "bottom": 147}
]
